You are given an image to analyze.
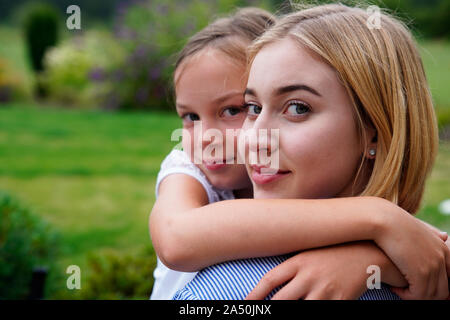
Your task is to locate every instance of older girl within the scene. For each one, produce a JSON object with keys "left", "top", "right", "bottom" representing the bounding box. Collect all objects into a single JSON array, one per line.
[{"left": 169, "top": 3, "right": 449, "bottom": 300}]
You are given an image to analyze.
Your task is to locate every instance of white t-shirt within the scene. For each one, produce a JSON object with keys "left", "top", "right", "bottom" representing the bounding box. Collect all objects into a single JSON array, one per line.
[{"left": 150, "top": 149, "right": 235, "bottom": 300}]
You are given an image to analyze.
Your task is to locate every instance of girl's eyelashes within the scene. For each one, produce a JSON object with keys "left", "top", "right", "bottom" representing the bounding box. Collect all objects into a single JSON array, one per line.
[
  {"left": 244, "top": 100, "right": 311, "bottom": 120},
  {"left": 182, "top": 113, "right": 200, "bottom": 122},
  {"left": 221, "top": 105, "right": 247, "bottom": 118},
  {"left": 244, "top": 102, "right": 262, "bottom": 118},
  {"left": 284, "top": 100, "right": 311, "bottom": 117},
  {"left": 180, "top": 105, "right": 246, "bottom": 125}
]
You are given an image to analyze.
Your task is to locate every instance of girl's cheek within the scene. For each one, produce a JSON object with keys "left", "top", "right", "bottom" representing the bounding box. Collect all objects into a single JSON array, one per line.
[
  {"left": 280, "top": 125, "right": 328, "bottom": 164},
  {"left": 182, "top": 128, "right": 194, "bottom": 159},
  {"left": 242, "top": 117, "right": 254, "bottom": 131}
]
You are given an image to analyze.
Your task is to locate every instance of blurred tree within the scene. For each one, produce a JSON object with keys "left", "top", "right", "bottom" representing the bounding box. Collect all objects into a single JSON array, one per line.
[
  {"left": 379, "top": 0, "right": 450, "bottom": 38},
  {"left": 1, "top": 0, "right": 122, "bottom": 24},
  {"left": 23, "top": 2, "right": 60, "bottom": 73}
]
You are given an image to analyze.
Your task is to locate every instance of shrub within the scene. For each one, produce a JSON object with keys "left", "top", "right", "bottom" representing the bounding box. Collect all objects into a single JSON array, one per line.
[
  {"left": 40, "top": 30, "right": 125, "bottom": 108},
  {"left": 378, "top": 0, "right": 450, "bottom": 39},
  {"left": 0, "top": 191, "right": 60, "bottom": 299},
  {"left": 0, "top": 57, "right": 27, "bottom": 104},
  {"left": 62, "top": 246, "right": 157, "bottom": 300},
  {"left": 36, "top": 0, "right": 274, "bottom": 110},
  {"left": 98, "top": 0, "right": 274, "bottom": 111},
  {"left": 23, "top": 2, "right": 60, "bottom": 73}
]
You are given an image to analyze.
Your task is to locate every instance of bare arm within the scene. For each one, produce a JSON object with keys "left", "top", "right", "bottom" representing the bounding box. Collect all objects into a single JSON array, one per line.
[
  {"left": 150, "top": 174, "right": 389, "bottom": 271},
  {"left": 150, "top": 174, "right": 450, "bottom": 299}
]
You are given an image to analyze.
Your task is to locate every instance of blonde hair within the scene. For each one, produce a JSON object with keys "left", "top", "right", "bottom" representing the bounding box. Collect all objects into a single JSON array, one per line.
[
  {"left": 174, "top": 7, "right": 276, "bottom": 83},
  {"left": 248, "top": 3, "right": 439, "bottom": 213}
]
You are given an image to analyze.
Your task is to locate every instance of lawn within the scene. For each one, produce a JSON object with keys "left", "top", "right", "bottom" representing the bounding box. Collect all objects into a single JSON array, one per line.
[{"left": 0, "top": 104, "right": 181, "bottom": 298}]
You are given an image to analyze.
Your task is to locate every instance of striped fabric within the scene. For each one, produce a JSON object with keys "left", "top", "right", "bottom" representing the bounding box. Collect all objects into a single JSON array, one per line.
[{"left": 172, "top": 254, "right": 401, "bottom": 300}]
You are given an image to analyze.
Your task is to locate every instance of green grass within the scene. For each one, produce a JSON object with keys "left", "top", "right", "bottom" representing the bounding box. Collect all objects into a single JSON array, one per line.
[
  {"left": 418, "top": 40, "right": 450, "bottom": 126},
  {"left": 0, "top": 103, "right": 181, "bottom": 297},
  {"left": 418, "top": 40, "right": 450, "bottom": 109},
  {"left": 417, "top": 142, "right": 450, "bottom": 230}
]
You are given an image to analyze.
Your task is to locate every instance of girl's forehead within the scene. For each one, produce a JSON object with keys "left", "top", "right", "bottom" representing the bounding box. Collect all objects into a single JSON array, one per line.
[
  {"left": 175, "top": 51, "right": 247, "bottom": 102},
  {"left": 175, "top": 48, "right": 244, "bottom": 83},
  {"left": 248, "top": 39, "right": 339, "bottom": 96}
]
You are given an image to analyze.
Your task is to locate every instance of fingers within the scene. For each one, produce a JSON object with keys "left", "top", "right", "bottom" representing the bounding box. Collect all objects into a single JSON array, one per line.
[
  {"left": 431, "top": 244, "right": 450, "bottom": 299},
  {"left": 420, "top": 220, "right": 448, "bottom": 241},
  {"left": 394, "top": 254, "right": 449, "bottom": 300},
  {"left": 391, "top": 275, "right": 430, "bottom": 300},
  {"left": 435, "top": 261, "right": 449, "bottom": 299},
  {"left": 304, "top": 289, "right": 334, "bottom": 300},
  {"left": 445, "top": 243, "right": 450, "bottom": 276},
  {"left": 270, "top": 278, "right": 307, "bottom": 300},
  {"left": 246, "top": 263, "right": 297, "bottom": 300},
  {"left": 390, "top": 286, "right": 412, "bottom": 299}
]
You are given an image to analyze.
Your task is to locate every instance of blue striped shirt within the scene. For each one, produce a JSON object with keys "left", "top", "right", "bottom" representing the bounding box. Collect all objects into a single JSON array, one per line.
[{"left": 172, "top": 254, "right": 401, "bottom": 300}]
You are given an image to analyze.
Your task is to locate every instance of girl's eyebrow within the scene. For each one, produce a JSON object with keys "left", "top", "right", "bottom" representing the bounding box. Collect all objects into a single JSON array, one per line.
[
  {"left": 213, "top": 91, "right": 244, "bottom": 104},
  {"left": 244, "top": 88, "right": 257, "bottom": 97},
  {"left": 276, "top": 84, "right": 322, "bottom": 97},
  {"left": 244, "top": 84, "right": 322, "bottom": 98},
  {"left": 176, "top": 103, "right": 189, "bottom": 110},
  {"left": 176, "top": 91, "right": 244, "bottom": 111}
]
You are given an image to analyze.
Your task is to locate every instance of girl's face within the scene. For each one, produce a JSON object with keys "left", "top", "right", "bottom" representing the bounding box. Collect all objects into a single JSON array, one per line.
[
  {"left": 244, "top": 38, "right": 371, "bottom": 199},
  {"left": 175, "top": 48, "right": 251, "bottom": 191}
]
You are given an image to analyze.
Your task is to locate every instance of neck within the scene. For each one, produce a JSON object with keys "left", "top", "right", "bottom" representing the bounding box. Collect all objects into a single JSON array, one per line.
[
  {"left": 337, "top": 160, "right": 374, "bottom": 198},
  {"left": 233, "top": 186, "right": 253, "bottom": 199}
]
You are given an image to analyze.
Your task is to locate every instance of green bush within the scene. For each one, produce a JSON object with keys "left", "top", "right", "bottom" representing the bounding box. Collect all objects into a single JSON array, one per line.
[
  {"left": 437, "top": 107, "right": 450, "bottom": 129},
  {"left": 99, "top": 0, "right": 274, "bottom": 111},
  {"left": 23, "top": 2, "right": 60, "bottom": 73},
  {"left": 62, "top": 246, "right": 157, "bottom": 299},
  {"left": 375, "top": 0, "right": 450, "bottom": 39},
  {"left": 0, "top": 57, "right": 27, "bottom": 103},
  {"left": 0, "top": 191, "right": 60, "bottom": 299},
  {"left": 40, "top": 30, "right": 125, "bottom": 108}
]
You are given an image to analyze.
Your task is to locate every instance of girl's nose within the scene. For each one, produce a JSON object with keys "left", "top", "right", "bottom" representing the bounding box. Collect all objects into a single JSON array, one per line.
[
  {"left": 195, "top": 120, "right": 225, "bottom": 153},
  {"left": 245, "top": 116, "right": 279, "bottom": 163}
]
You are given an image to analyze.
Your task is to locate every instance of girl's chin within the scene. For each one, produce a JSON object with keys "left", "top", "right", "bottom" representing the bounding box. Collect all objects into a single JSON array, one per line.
[
  {"left": 206, "top": 174, "right": 246, "bottom": 191},
  {"left": 253, "top": 189, "right": 290, "bottom": 199}
]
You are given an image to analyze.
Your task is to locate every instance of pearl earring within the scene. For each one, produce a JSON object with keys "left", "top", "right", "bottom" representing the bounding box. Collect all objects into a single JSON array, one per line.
[{"left": 369, "top": 149, "right": 376, "bottom": 156}]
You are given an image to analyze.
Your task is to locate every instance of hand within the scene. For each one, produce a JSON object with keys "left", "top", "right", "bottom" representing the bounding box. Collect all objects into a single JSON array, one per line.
[
  {"left": 419, "top": 220, "right": 448, "bottom": 242},
  {"left": 246, "top": 242, "right": 393, "bottom": 300},
  {"left": 446, "top": 237, "right": 450, "bottom": 300},
  {"left": 374, "top": 203, "right": 450, "bottom": 300}
]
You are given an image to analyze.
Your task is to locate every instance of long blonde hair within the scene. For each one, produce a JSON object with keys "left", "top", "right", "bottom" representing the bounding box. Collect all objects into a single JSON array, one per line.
[{"left": 248, "top": 3, "right": 439, "bottom": 213}]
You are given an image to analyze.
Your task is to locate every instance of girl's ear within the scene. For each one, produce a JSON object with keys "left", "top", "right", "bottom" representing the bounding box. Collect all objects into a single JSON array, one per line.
[{"left": 364, "top": 126, "right": 377, "bottom": 160}]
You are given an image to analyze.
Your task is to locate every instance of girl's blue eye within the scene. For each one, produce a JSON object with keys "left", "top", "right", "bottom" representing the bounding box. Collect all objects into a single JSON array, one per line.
[
  {"left": 285, "top": 101, "right": 310, "bottom": 116},
  {"left": 183, "top": 113, "right": 200, "bottom": 122},
  {"left": 246, "top": 103, "right": 262, "bottom": 116}
]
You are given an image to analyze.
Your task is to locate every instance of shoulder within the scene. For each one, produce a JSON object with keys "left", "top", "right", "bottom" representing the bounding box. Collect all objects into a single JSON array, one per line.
[
  {"left": 155, "top": 149, "right": 234, "bottom": 203},
  {"left": 157, "top": 149, "right": 207, "bottom": 186},
  {"left": 159, "top": 149, "right": 200, "bottom": 175}
]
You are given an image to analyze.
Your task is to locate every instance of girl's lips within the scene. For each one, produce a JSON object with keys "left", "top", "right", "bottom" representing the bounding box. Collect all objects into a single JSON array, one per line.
[
  {"left": 250, "top": 165, "right": 291, "bottom": 185},
  {"left": 203, "top": 161, "right": 227, "bottom": 171},
  {"left": 203, "top": 157, "right": 236, "bottom": 171}
]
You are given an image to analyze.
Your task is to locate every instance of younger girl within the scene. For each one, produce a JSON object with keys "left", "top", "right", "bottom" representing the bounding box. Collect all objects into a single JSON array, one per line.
[
  {"left": 150, "top": 7, "right": 274, "bottom": 299},
  {"left": 150, "top": 6, "right": 449, "bottom": 300}
]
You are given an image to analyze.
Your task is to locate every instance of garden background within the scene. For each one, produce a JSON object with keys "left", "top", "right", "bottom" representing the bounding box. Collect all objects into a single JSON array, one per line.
[{"left": 0, "top": 0, "right": 449, "bottom": 299}]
